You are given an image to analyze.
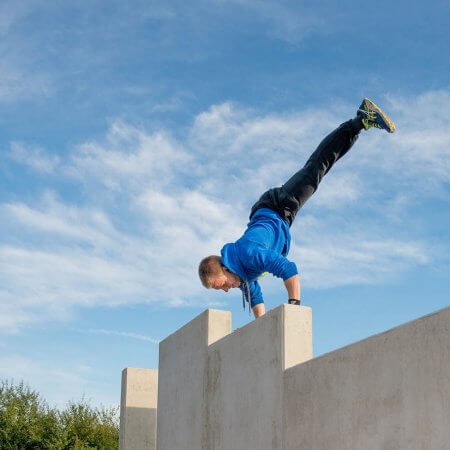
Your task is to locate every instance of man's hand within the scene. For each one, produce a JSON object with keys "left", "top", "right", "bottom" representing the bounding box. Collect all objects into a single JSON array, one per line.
[{"left": 284, "top": 274, "right": 300, "bottom": 302}]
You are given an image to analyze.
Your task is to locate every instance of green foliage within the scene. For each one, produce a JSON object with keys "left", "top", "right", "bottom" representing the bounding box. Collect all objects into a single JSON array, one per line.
[
  {"left": 0, "top": 380, "right": 119, "bottom": 449},
  {"left": 0, "top": 380, "right": 62, "bottom": 449},
  {"left": 59, "top": 400, "right": 119, "bottom": 449}
]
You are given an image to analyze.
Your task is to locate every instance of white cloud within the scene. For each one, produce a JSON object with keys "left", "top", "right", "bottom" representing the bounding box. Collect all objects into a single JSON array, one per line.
[
  {"left": 3, "top": 193, "right": 120, "bottom": 246},
  {"left": 2, "top": 91, "right": 448, "bottom": 332},
  {"left": 69, "top": 121, "right": 191, "bottom": 192},
  {"left": 188, "top": 101, "right": 348, "bottom": 200},
  {"left": 86, "top": 328, "right": 159, "bottom": 343},
  {"left": 350, "top": 91, "right": 450, "bottom": 192},
  {"left": 301, "top": 171, "right": 363, "bottom": 209},
  {"left": 289, "top": 215, "right": 430, "bottom": 288},
  {"left": 9, "top": 142, "right": 60, "bottom": 173}
]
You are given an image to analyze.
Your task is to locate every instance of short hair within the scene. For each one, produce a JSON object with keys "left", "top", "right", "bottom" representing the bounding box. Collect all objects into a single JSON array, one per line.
[{"left": 198, "top": 255, "right": 223, "bottom": 288}]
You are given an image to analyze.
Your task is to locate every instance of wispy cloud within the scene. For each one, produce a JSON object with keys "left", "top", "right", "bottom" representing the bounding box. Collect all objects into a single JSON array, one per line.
[
  {"left": 0, "top": 1, "right": 54, "bottom": 103},
  {"left": 69, "top": 121, "right": 190, "bottom": 192},
  {"left": 1, "top": 90, "right": 448, "bottom": 332},
  {"left": 0, "top": 0, "right": 43, "bottom": 35},
  {"left": 289, "top": 215, "right": 430, "bottom": 288},
  {"left": 0, "top": 61, "right": 53, "bottom": 103},
  {"left": 214, "top": 0, "right": 328, "bottom": 43},
  {"left": 86, "top": 328, "right": 159, "bottom": 343},
  {"left": 9, "top": 142, "right": 60, "bottom": 173},
  {"left": 0, "top": 0, "right": 336, "bottom": 107}
]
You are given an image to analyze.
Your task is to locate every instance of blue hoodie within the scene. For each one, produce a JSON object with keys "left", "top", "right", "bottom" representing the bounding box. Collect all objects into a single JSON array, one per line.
[{"left": 220, "top": 208, "right": 298, "bottom": 307}]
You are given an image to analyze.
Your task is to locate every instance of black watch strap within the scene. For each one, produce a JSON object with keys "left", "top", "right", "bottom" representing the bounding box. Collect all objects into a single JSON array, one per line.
[{"left": 288, "top": 299, "right": 301, "bottom": 305}]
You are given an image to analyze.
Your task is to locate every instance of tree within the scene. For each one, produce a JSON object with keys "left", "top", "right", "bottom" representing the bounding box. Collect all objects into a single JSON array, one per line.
[
  {"left": 0, "top": 380, "right": 62, "bottom": 449},
  {"left": 0, "top": 380, "right": 119, "bottom": 449},
  {"left": 59, "top": 399, "right": 119, "bottom": 449}
]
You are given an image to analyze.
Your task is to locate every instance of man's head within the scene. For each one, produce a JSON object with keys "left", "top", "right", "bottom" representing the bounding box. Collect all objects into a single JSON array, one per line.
[{"left": 198, "top": 255, "right": 241, "bottom": 292}]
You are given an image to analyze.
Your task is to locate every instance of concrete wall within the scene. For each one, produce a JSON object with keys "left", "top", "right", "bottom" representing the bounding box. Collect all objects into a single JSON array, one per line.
[
  {"left": 124, "top": 305, "right": 449, "bottom": 450},
  {"left": 156, "top": 305, "right": 312, "bottom": 450},
  {"left": 119, "top": 368, "right": 158, "bottom": 450},
  {"left": 283, "top": 307, "right": 450, "bottom": 450}
]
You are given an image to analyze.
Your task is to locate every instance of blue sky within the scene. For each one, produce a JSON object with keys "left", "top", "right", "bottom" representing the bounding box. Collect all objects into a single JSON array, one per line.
[{"left": 1, "top": 0, "right": 449, "bottom": 408}]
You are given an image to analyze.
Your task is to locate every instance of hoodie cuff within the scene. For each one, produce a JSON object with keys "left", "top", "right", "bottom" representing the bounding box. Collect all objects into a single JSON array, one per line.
[{"left": 282, "top": 262, "right": 298, "bottom": 281}]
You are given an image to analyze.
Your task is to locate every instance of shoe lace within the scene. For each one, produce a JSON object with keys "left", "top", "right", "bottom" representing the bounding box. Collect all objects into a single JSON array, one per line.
[{"left": 360, "top": 107, "right": 382, "bottom": 129}]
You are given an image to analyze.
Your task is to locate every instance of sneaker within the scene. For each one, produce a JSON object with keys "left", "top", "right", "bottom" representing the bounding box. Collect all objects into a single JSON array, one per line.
[{"left": 357, "top": 98, "right": 396, "bottom": 133}]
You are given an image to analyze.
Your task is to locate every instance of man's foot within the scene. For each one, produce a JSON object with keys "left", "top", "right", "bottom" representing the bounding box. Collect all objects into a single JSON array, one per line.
[{"left": 357, "top": 98, "right": 396, "bottom": 133}]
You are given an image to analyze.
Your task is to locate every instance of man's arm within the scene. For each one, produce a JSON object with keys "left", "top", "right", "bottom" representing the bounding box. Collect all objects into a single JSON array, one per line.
[
  {"left": 243, "top": 280, "right": 266, "bottom": 318},
  {"left": 252, "top": 303, "right": 266, "bottom": 318},
  {"left": 259, "top": 250, "right": 298, "bottom": 281},
  {"left": 284, "top": 274, "right": 301, "bottom": 302},
  {"left": 252, "top": 275, "right": 300, "bottom": 319}
]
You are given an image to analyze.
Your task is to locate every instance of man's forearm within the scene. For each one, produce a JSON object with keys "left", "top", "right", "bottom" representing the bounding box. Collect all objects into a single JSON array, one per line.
[
  {"left": 284, "top": 274, "right": 300, "bottom": 301},
  {"left": 252, "top": 303, "right": 266, "bottom": 318}
]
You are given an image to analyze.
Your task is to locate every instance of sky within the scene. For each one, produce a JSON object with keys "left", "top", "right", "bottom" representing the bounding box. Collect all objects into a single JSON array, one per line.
[{"left": 1, "top": 0, "right": 449, "bottom": 408}]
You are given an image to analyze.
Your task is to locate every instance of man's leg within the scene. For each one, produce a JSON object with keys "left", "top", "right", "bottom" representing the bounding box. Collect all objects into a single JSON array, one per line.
[
  {"left": 249, "top": 117, "right": 362, "bottom": 225},
  {"left": 282, "top": 117, "right": 363, "bottom": 215},
  {"left": 250, "top": 99, "right": 395, "bottom": 226}
]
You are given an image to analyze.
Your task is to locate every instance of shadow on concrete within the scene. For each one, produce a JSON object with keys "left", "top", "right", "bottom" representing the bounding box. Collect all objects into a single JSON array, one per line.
[{"left": 120, "top": 407, "right": 157, "bottom": 449}]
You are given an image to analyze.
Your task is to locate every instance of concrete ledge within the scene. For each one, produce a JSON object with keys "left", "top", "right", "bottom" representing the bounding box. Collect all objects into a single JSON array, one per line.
[{"left": 119, "top": 368, "right": 158, "bottom": 450}]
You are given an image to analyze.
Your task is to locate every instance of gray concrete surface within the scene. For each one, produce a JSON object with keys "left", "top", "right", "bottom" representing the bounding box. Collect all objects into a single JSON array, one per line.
[
  {"left": 124, "top": 305, "right": 449, "bottom": 450},
  {"left": 204, "top": 305, "right": 312, "bottom": 450},
  {"left": 119, "top": 368, "right": 158, "bottom": 450},
  {"left": 156, "top": 309, "right": 232, "bottom": 450},
  {"left": 283, "top": 307, "right": 450, "bottom": 450},
  {"left": 156, "top": 305, "right": 312, "bottom": 450}
]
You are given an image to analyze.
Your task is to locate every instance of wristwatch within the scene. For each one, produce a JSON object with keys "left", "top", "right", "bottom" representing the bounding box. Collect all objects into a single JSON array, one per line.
[{"left": 288, "top": 299, "right": 301, "bottom": 305}]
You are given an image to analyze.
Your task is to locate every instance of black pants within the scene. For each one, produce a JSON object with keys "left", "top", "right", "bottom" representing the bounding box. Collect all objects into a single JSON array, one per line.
[{"left": 249, "top": 118, "right": 362, "bottom": 226}]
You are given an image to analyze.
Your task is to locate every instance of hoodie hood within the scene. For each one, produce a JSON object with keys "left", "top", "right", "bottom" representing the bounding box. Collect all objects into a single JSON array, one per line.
[{"left": 220, "top": 242, "right": 248, "bottom": 282}]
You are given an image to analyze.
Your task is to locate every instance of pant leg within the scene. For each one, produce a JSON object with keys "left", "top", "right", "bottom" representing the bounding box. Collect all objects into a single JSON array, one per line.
[
  {"left": 250, "top": 118, "right": 362, "bottom": 226},
  {"left": 282, "top": 118, "right": 361, "bottom": 211}
]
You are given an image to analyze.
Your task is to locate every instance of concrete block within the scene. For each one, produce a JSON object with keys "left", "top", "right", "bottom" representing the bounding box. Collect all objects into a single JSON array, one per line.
[
  {"left": 204, "top": 304, "right": 312, "bottom": 450},
  {"left": 283, "top": 307, "right": 450, "bottom": 450},
  {"left": 119, "top": 368, "right": 158, "bottom": 450},
  {"left": 157, "top": 309, "right": 232, "bottom": 450},
  {"left": 156, "top": 305, "right": 312, "bottom": 450}
]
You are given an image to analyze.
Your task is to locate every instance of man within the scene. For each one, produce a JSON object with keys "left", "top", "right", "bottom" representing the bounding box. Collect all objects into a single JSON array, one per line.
[{"left": 198, "top": 99, "right": 396, "bottom": 319}]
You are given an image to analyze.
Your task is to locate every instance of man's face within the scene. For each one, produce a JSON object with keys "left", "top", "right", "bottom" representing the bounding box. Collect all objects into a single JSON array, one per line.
[{"left": 210, "top": 269, "right": 241, "bottom": 292}]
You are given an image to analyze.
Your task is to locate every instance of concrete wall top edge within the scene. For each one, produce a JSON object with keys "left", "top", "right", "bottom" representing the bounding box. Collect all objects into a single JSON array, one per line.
[
  {"left": 285, "top": 305, "right": 450, "bottom": 374},
  {"left": 207, "top": 304, "right": 312, "bottom": 354},
  {"left": 207, "top": 304, "right": 284, "bottom": 349},
  {"left": 158, "top": 309, "right": 210, "bottom": 346},
  {"left": 159, "top": 308, "right": 231, "bottom": 347},
  {"left": 158, "top": 305, "right": 313, "bottom": 349},
  {"left": 122, "top": 368, "right": 158, "bottom": 373}
]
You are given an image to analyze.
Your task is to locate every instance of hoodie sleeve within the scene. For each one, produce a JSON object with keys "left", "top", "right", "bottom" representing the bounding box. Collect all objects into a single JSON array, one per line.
[
  {"left": 240, "top": 280, "right": 264, "bottom": 307},
  {"left": 248, "top": 247, "right": 298, "bottom": 281}
]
